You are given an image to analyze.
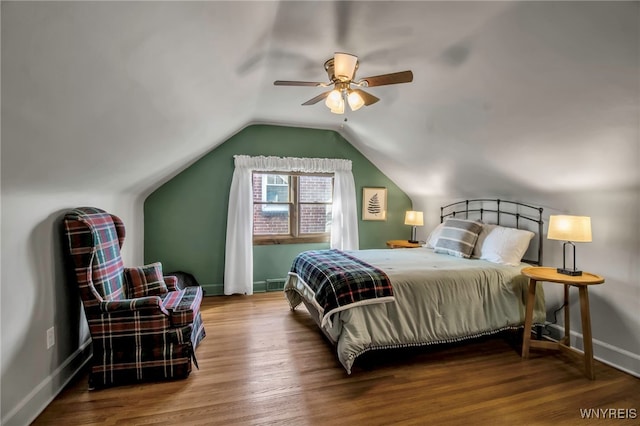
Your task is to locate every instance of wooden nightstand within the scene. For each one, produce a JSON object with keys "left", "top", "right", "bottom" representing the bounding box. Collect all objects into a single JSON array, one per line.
[
  {"left": 521, "top": 266, "right": 605, "bottom": 379},
  {"left": 386, "top": 240, "right": 421, "bottom": 249}
]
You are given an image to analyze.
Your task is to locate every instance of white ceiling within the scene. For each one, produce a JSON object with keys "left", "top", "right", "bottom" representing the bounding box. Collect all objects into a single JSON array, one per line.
[{"left": 2, "top": 1, "right": 638, "bottom": 200}]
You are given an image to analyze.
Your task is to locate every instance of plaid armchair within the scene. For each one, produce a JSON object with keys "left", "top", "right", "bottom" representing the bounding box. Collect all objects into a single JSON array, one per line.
[{"left": 63, "top": 207, "right": 205, "bottom": 388}]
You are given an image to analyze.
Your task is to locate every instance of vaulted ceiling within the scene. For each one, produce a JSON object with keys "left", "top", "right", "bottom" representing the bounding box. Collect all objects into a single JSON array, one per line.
[{"left": 2, "top": 1, "right": 638, "bottom": 200}]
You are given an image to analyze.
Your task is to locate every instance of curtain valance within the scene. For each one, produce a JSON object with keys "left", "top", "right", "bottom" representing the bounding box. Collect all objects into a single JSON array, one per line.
[{"left": 233, "top": 155, "right": 352, "bottom": 172}]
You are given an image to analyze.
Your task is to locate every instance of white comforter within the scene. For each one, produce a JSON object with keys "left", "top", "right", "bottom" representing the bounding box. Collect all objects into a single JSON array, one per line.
[{"left": 285, "top": 247, "right": 546, "bottom": 373}]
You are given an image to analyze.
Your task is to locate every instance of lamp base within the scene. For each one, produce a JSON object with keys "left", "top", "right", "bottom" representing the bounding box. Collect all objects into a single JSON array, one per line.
[
  {"left": 408, "top": 239, "right": 419, "bottom": 244},
  {"left": 557, "top": 268, "right": 583, "bottom": 276}
]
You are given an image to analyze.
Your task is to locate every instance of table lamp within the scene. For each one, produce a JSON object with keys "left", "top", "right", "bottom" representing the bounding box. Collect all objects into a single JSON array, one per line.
[
  {"left": 547, "top": 215, "right": 592, "bottom": 276},
  {"left": 404, "top": 211, "right": 424, "bottom": 244}
]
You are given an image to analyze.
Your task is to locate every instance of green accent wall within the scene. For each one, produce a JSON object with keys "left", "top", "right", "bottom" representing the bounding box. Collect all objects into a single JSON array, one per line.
[{"left": 144, "top": 124, "right": 412, "bottom": 295}]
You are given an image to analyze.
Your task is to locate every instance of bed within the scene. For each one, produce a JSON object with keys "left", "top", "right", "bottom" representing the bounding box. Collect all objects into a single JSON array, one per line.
[{"left": 284, "top": 199, "right": 547, "bottom": 374}]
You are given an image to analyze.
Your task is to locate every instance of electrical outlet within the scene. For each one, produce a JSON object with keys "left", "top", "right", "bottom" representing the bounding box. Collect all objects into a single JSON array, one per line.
[{"left": 46, "top": 326, "right": 55, "bottom": 349}]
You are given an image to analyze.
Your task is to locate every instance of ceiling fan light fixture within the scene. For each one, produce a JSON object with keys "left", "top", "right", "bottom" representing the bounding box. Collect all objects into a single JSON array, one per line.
[
  {"left": 330, "top": 103, "right": 345, "bottom": 114},
  {"left": 274, "top": 52, "right": 412, "bottom": 111},
  {"left": 329, "top": 96, "right": 345, "bottom": 114},
  {"left": 325, "top": 89, "right": 343, "bottom": 111},
  {"left": 334, "top": 52, "right": 358, "bottom": 81},
  {"left": 347, "top": 90, "right": 365, "bottom": 111}
]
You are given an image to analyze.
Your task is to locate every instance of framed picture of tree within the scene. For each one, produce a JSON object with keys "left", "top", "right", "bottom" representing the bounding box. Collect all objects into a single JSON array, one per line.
[{"left": 362, "top": 187, "right": 387, "bottom": 221}]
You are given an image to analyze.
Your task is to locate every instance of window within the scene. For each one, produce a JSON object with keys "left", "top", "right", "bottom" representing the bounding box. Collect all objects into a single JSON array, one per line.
[
  {"left": 253, "top": 172, "right": 333, "bottom": 244},
  {"left": 261, "top": 174, "right": 289, "bottom": 213}
]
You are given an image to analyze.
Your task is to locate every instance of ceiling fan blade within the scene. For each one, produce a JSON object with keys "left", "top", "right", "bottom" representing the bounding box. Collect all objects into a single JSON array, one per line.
[
  {"left": 274, "top": 80, "right": 325, "bottom": 87},
  {"left": 302, "top": 91, "right": 331, "bottom": 106},
  {"left": 352, "top": 89, "right": 379, "bottom": 106},
  {"left": 361, "top": 70, "right": 413, "bottom": 87}
]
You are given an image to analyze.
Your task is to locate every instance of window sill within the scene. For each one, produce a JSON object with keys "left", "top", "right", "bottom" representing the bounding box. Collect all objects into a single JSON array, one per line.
[{"left": 253, "top": 236, "right": 330, "bottom": 245}]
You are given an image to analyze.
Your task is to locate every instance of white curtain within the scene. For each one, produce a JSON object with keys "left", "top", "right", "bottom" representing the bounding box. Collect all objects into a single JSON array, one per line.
[{"left": 224, "top": 155, "right": 359, "bottom": 295}]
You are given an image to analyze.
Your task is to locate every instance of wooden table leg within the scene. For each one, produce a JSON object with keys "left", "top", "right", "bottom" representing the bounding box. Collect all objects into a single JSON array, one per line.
[
  {"left": 579, "top": 286, "right": 595, "bottom": 380},
  {"left": 563, "top": 284, "right": 570, "bottom": 346},
  {"left": 521, "top": 278, "right": 537, "bottom": 358}
]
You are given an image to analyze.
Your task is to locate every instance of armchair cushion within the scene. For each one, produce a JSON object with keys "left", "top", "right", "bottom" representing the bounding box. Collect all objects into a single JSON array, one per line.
[{"left": 125, "top": 262, "right": 168, "bottom": 298}]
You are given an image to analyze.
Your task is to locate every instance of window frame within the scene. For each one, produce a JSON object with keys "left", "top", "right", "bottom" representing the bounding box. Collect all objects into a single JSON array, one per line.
[{"left": 252, "top": 171, "right": 334, "bottom": 245}]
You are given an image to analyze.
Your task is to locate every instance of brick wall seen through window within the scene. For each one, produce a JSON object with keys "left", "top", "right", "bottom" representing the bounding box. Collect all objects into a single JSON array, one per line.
[{"left": 253, "top": 172, "right": 333, "bottom": 244}]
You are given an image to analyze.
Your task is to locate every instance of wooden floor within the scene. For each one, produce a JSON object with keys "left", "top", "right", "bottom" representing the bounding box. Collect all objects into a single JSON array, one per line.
[{"left": 35, "top": 292, "right": 639, "bottom": 425}]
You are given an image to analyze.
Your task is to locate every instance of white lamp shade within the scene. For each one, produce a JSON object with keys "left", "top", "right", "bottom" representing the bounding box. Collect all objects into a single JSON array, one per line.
[
  {"left": 325, "top": 89, "right": 342, "bottom": 109},
  {"left": 334, "top": 52, "right": 358, "bottom": 80},
  {"left": 404, "top": 211, "right": 424, "bottom": 226},
  {"left": 547, "top": 215, "right": 592, "bottom": 242},
  {"left": 330, "top": 99, "right": 344, "bottom": 114},
  {"left": 347, "top": 90, "right": 365, "bottom": 111}
]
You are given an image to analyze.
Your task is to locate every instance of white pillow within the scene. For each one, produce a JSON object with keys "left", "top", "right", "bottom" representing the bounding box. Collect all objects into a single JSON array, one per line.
[
  {"left": 425, "top": 223, "right": 445, "bottom": 248},
  {"left": 472, "top": 224, "right": 497, "bottom": 258},
  {"left": 475, "top": 225, "right": 535, "bottom": 266}
]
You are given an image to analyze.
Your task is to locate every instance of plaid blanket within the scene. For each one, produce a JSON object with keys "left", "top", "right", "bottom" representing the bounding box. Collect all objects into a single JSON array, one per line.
[{"left": 289, "top": 249, "right": 394, "bottom": 327}]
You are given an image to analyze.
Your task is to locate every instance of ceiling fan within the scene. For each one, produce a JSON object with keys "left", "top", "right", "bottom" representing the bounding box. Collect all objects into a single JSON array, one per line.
[{"left": 274, "top": 52, "right": 413, "bottom": 114}]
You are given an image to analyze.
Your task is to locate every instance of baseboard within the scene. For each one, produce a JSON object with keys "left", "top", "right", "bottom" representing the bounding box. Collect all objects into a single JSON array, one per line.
[
  {"left": 202, "top": 282, "right": 223, "bottom": 296},
  {"left": 546, "top": 324, "right": 640, "bottom": 378},
  {"left": 2, "top": 339, "right": 92, "bottom": 426}
]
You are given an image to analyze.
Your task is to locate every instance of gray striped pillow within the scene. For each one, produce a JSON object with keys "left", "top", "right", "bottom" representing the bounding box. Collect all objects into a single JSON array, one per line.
[{"left": 434, "top": 218, "right": 483, "bottom": 258}]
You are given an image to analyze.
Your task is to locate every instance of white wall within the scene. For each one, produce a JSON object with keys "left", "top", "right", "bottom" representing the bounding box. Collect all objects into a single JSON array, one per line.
[
  {"left": 415, "top": 187, "right": 640, "bottom": 377},
  {"left": 0, "top": 190, "right": 143, "bottom": 425}
]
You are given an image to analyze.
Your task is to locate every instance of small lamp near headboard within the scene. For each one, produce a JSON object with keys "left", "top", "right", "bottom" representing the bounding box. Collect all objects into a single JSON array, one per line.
[
  {"left": 404, "top": 211, "right": 424, "bottom": 244},
  {"left": 547, "top": 215, "right": 592, "bottom": 276}
]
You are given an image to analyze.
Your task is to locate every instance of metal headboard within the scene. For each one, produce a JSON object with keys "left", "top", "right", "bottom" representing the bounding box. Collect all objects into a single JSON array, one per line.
[{"left": 440, "top": 199, "right": 544, "bottom": 266}]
